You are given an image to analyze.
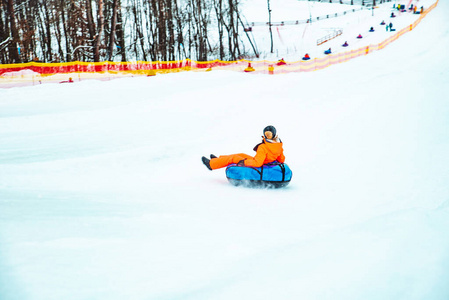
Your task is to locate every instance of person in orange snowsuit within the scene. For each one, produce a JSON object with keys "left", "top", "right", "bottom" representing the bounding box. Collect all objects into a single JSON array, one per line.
[{"left": 202, "top": 126, "right": 285, "bottom": 170}]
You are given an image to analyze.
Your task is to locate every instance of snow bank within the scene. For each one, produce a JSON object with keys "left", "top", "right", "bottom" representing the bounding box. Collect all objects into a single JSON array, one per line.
[{"left": 0, "top": 69, "right": 40, "bottom": 77}]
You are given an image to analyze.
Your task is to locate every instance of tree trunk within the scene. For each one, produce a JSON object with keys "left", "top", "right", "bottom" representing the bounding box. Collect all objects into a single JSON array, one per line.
[
  {"left": 267, "top": 0, "right": 273, "bottom": 53},
  {"left": 94, "top": 0, "right": 104, "bottom": 62},
  {"left": 227, "top": 0, "right": 235, "bottom": 59},
  {"left": 42, "top": 0, "right": 53, "bottom": 62},
  {"left": 7, "top": 0, "right": 20, "bottom": 62},
  {"left": 108, "top": 0, "right": 118, "bottom": 61},
  {"left": 86, "top": 0, "right": 96, "bottom": 40},
  {"left": 116, "top": 0, "right": 126, "bottom": 62},
  {"left": 0, "top": 1, "right": 8, "bottom": 63},
  {"left": 166, "top": 0, "right": 175, "bottom": 61},
  {"left": 60, "top": 0, "right": 70, "bottom": 61},
  {"left": 172, "top": 0, "right": 185, "bottom": 60}
]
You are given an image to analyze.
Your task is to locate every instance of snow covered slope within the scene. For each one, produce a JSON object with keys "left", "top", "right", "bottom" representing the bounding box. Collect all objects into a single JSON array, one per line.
[{"left": 0, "top": 1, "right": 448, "bottom": 299}]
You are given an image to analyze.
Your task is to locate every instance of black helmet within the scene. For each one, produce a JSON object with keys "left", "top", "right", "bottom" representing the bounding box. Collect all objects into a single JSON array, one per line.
[{"left": 263, "top": 125, "right": 277, "bottom": 139}]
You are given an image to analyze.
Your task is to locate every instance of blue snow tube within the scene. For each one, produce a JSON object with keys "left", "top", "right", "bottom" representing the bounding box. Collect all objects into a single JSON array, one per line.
[{"left": 225, "top": 162, "right": 292, "bottom": 188}]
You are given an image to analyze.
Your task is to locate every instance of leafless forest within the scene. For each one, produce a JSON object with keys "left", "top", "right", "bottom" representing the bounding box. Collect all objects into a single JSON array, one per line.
[{"left": 0, "top": 0, "right": 246, "bottom": 64}]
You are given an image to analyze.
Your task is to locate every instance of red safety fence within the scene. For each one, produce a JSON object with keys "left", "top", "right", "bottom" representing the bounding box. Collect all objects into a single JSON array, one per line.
[{"left": 0, "top": 0, "right": 438, "bottom": 88}]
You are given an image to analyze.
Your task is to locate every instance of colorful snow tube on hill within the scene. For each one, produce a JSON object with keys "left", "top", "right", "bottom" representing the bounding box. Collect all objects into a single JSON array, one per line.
[{"left": 226, "top": 162, "right": 292, "bottom": 188}]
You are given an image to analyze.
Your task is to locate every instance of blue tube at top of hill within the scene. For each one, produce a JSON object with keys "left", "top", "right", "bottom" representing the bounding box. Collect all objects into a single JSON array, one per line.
[{"left": 225, "top": 162, "right": 292, "bottom": 188}]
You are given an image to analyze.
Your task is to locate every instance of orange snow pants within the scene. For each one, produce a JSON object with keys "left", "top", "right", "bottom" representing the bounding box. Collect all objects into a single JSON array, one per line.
[{"left": 209, "top": 153, "right": 253, "bottom": 170}]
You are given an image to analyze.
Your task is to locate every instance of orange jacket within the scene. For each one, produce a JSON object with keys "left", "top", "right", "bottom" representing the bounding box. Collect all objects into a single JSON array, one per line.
[{"left": 244, "top": 138, "right": 285, "bottom": 167}]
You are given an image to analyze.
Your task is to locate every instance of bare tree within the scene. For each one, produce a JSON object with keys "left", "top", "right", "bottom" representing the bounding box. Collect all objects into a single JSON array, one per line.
[
  {"left": 116, "top": 0, "right": 126, "bottom": 61},
  {"left": 7, "top": 0, "right": 21, "bottom": 62},
  {"left": 267, "top": 0, "right": 273, "bottom": 53},
  {"left": 93, "top": 0, "right": 104, "bottom": 62},
  {"left": 107, "top": 0, "right": 118, "bottom": 61}
]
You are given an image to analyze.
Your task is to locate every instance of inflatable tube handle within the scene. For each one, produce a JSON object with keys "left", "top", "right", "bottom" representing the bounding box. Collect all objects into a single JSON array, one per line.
[{"left": 279, "top": 163, "right": 286, "bottom": 181}]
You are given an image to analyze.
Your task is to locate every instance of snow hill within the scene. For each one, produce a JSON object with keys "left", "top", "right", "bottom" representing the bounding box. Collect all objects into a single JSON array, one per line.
[{"left": 1, "top": 0, "right": 448, "bottom": 299}]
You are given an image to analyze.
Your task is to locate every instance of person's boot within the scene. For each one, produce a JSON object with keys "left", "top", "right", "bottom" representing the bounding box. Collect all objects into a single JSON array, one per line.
[
  {"left": 202, "top": 156, "right": 212, "bottom": 170},
  {"left": 210, "top": 154, "right": 217, "bottom": 159}
]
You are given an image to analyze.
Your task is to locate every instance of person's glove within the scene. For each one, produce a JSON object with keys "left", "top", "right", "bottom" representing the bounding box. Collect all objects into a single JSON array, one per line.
[{"left": 237, "top": 159, "right": 246, "bottom": 166}]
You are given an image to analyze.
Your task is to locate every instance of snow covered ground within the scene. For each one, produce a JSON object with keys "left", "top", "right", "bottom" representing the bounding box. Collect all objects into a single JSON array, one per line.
[{"left": 1, "top": 0, "right": 449, "bottom": 299}]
